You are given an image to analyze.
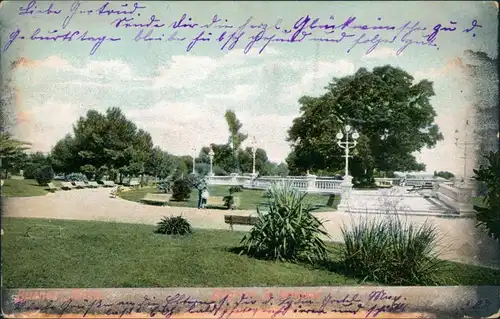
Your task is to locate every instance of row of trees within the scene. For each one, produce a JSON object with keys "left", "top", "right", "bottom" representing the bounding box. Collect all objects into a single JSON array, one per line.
[{"left": 1, "top": 107, "right": 287, "bottom": 182}]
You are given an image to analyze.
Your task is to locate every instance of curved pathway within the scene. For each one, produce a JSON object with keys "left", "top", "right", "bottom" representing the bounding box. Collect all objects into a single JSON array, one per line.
[{"left": 3, "top": 187, "right": 500, "bottom": 269}]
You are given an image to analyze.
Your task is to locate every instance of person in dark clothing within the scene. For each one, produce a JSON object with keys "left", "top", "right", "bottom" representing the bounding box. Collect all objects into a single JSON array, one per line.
[{"left": 197, "top": 187, "right": 203, "bottom": 209}]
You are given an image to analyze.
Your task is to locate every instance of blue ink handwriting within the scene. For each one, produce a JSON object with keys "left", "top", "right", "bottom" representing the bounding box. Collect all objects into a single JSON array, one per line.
[{"left": 96, "top": 2, "right": 146, "bottom": 16}]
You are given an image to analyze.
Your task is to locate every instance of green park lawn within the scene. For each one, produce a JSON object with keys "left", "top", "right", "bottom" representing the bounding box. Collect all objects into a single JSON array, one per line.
[
  {"left": 1, "top": 179, "right": 62, "bottom": 198},
  {"left": 2, "top": 217, "right": 500, "bottom": 288},
  {"left": 119, "top": 185, "right": 339, "bottom": 212}
]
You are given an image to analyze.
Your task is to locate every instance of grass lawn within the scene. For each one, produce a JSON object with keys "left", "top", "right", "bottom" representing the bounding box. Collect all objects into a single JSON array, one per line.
[
  {"left": 120, "top": 185, "right": 340, "bottom": 212},
  {"left": 2, "top": 217, "right": 500, "bottom": 288},
  {"left": 1, "top": 179, "right": 62, "bottom": 198}
]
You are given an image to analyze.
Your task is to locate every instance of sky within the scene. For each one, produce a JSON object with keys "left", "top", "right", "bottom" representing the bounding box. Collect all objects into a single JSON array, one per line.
[{"left": 0, "top": 1, "right": 498, "bottom": 177}]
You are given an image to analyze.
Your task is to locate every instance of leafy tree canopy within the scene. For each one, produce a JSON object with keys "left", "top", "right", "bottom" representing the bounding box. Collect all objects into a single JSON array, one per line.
[{"left": 286, "top": 65, "right": 443, "bottom": 180}]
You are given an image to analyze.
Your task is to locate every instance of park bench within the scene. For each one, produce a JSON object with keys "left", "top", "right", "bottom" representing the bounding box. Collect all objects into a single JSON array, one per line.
[
  {"left": 206, "top": 196, "right": 225, "bottom": 208},
  {"left": 73, "top": 181, "right": 86, "bottom": 189},
  {"left": 103, "top": 181, "right": 116, "bottom": 187},
  {"left": 141, "top": 193, "right": 172, "bottom": 206},
  {"left": 87, "top": 181, "right": 99, "bottom": 188},
  {"left": 60, "top": 182, "right": 74, "bottom": 190},
  {"left": 46, "top": 182, "right": 58, "bottom": 192},
  {"left": 224, "top": 215, "right": 258, "bottom": 230},
  {"left": 129, "top": 180, "right": 140, "bottom": 187}
]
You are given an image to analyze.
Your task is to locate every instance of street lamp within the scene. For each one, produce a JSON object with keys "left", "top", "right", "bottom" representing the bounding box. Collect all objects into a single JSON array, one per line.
[
  {"left": 454, "top": 120, "right": 475, "bottom": 184},
  {"left": 192, "top": 147, "right": 196, "bottom": 175},
  {"left": 208, "top": 147, "right": 215, "bottom": 176},
  {"left": 251, "top": 136, "right": 257, "bottom": 177},
  {"left": 336, "top": 124, "right": 360, "bottom": 179}
]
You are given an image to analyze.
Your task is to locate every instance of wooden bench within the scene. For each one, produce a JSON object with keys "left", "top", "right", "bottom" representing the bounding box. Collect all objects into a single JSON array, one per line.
[
  {"left": 129, "top": 180, "right": 140, "bottom": 187},
  {"left": 73, "top": 181, "right": 86, "bottom": 189},
  {"left": 206, "top": 196, "right": 225, "bottom": 208},
  {"left": 46, "top": 182, "right": 58, "bottom": 192},
  {"left": 141, "top": 193, "right": 172, "bottom": 206},
  {"left": 103, "top": 181, "right": 116, "bottom": 187},
  {"left": 224, "top": 215, "right": 258, "bottom": 230},
  {"left": 87, "top": 181, "right": 99, "bottom": 188},
  {"left": 60, "top": 182, "right": 74, "bottom": 190}
]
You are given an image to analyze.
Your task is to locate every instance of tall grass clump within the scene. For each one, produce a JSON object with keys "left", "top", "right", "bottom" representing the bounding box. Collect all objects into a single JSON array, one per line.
[
  {"left": 340, "top": 213, "right": 447, "bottom": 285},
  {"left": 239, "top": 182, "right": 329, "bottom": 263}
]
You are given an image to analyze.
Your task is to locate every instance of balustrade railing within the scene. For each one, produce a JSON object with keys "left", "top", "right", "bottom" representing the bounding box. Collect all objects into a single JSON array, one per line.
[{"left": 207, "top": 175, "right": 452, "bottom": 194}]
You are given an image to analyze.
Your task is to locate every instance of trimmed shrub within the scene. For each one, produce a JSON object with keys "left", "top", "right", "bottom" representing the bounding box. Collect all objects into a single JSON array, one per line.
[
  {"left": 223, "top": 195, "right": 240, "bottom": 210},
  {"left": 23, "top": 164, "right": 41, "bottom": 179},
  {"left": 239, "top": 183, "right": 329, "bottom": 263},
  {"left": 65, "top": 172, "right": 88, "bottom": 182},
  {"left": 157, "top": 177, "right": 173, "bottom": 194},
  {"left": 80, "top": 164, "right": 96, "bottom": 180},
  {"left": 95, "top": 165, "right": 108, "bottom": 182},
  {"left": 229, "top": 186, "right": 242, "bottom": 194},
  {"left": 213, "top": 165, "right": 227, "bottom": 176},
  {"left": 154, "top": 215, "right": 192, "bottom": 235},
  {"left": 172, "top": 179, "right": 191, "bottom": 201},
  {"left": 340, "top": 214, "right": 446, "bottom": 285},
  {"left": 35, "top": 166, "right": 54, "bottom": 185}
]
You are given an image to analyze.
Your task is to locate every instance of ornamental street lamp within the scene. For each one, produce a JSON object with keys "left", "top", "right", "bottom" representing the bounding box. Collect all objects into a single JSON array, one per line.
[
  {"left": 454, "top": 120, "right": 475, "bottom": 184},
  {"left": 208, "top": 147, "right": 215, "bottom": 176},
  {"left": 336, "top": 124, "right": 360, "bottom": 180},
  {"left": 251, "top": 136, "right": 257, "bottom": 176}
]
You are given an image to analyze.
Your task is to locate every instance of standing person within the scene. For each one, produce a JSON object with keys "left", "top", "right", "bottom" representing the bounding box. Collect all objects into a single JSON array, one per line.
[
  {"left": 197, "top": 187, "right": 203, "bottom": 209},
  {"left": 201, "top": 187, "right": 209, "bottom": 209}
]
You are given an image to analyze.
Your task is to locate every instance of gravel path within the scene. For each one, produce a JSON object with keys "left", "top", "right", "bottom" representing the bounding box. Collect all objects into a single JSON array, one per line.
[{"left": 3, "top": 188, "right": 500, "bottom": 269}]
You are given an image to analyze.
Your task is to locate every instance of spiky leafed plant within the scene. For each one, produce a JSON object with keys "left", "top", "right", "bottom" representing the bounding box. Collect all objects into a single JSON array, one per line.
[
  {"left": 340, "top": 213, "right": 447, "bottom": 285},
  {"left": 239, "top": 182, "right": 329, "bottom": 263},
  {"left": 154, "top": 215, "right": 192, "bottom": 235}
]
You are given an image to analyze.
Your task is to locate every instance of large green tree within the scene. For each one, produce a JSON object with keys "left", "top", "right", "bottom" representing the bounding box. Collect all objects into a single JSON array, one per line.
[
  {"left": 287, "top": 65, "right": 442, "bottom": 181},
  {"left": 0, "top": 132, "right": 31, "bottom": 178},
  {"left": 51, "top": 107, "right": 155, "bottom": 179}
]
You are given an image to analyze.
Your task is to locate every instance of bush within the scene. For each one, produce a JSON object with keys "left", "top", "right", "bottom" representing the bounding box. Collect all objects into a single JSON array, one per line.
[
  {"left": 157, "top": 177, "right": 173, "bottom": 193},
  {"left": 213, "top": 165, "right": 227, "bottom": 176},
  {"left": 23, "top": 164, "right": 40, "bottom": 179},
  {"left": 340, "top": 214, "right": 446, "bottom": 285},
  {"left": 80, "top": 164, "right": 96, "bottom": 180},
  {"left": 229, "top": 186, "right": 242, "bottom": 194},
  {"left": 474, "top": 151, "right": 500, "bottom": 241},
  {"left": 95, "top": 165, "right": 108, "bottom": 182},
  {"left": 65, "top": 172, "right": 88, "bottom": 182},
  {"left": 35, "top": 166, "right": 54, "bottom": 185},
  {"left": 172, "top": 179, "right": 191, "bottom": 201},
  {"left": 239, "top": 183, "right": 329, "bottom": 263},
  {"left": 154, "top": 215, "right": 192, "bottom": 235},
  {"left": 223, "top": 195, "right": 240, "bottom": 210}
]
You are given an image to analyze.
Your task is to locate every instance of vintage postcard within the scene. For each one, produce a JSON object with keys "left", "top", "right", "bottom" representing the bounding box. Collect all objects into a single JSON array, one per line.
[{"left": 1, "top": 0, "right": 499, "bottom": 318}]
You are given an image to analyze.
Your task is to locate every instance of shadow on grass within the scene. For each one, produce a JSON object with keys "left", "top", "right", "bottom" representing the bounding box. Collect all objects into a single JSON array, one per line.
[{"left": 224, "top": 245, "right": 368, "bottom": 284}]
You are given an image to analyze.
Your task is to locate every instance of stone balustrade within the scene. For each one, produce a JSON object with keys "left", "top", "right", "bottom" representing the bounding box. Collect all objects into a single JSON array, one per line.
[
  {"left": 436, "top": 183, "right": 475, "bottom": 214},
  {"left": 207, "top": 175, "right": 342, "bottom": 194},
  {"left": 206, "top": 175, "right": 456, "bottom": 196}
]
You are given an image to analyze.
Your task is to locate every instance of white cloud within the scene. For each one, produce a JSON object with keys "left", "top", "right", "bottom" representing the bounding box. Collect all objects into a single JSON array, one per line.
[
  {"left": 13, "top": 100, "right": 88, "bottom": 152},
  {"left": 362, "top": 47, "right": 402, "bottom": 59},
  {"left": 152, "top": 55, "right": 218, "bottom": 89},
  {"left": 279, "top": 59, "right": 355, "bottom": 104},
  {"left": 205, "top": 84, "right": 258, "bottom": 101}
]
